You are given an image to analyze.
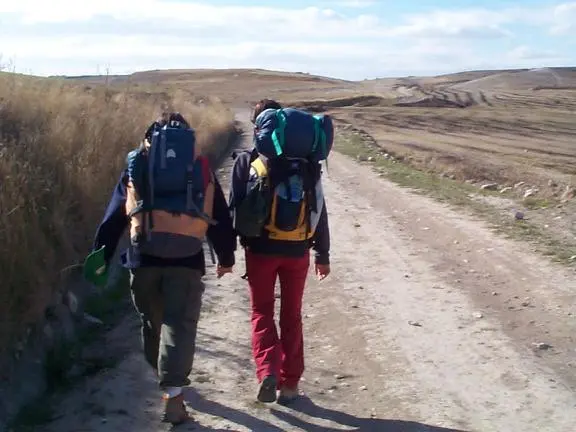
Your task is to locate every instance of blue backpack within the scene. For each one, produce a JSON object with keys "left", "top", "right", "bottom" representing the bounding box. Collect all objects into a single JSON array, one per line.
[
  {"left": 233, "top": 108, "right": 333, "bottom": 241},
  {"left": 125, "top": 119, "right": 215, "bottom": 258},
  {"left": 253, "top": 108, "right": 334, "bottom": 161}
]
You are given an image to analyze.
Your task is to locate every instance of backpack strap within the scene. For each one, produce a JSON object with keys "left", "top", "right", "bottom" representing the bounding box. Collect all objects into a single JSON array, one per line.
[
  {"left": 188, "top": 156, "right": 218, "bottom": 225},
  {"left": 312, "top": 116, "right": 327, "bottom": 159},
  {"left": 271, "top": 109, "right": 287, "bottom": 157}
]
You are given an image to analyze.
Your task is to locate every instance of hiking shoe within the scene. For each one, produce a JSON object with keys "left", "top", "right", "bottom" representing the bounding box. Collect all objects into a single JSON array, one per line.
[
  {"left": 277, "top": 386, "right": 300, "bottom": 405},
  {"left": 257, "top": 375, "right": 278, "bottom": 403},
  {"left": 161, "top": 394, "right": 191, "bottom": 425}
]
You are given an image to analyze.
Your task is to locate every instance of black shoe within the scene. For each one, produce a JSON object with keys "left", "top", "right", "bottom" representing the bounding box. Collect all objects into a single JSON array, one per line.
[{"left": 257, "top": 375, "right": 278, "bottom": 403}]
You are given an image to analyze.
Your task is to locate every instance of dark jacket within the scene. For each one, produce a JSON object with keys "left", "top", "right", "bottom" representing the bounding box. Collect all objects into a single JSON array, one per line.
[
  {"left": 229, "top": 150, "right": 330, "bottom": 265},
  {"left": 93, "top": 168, "right": 236, "bottom": 275}
]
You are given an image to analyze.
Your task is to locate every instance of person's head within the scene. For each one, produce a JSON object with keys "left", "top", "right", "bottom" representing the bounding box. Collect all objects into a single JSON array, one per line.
[
  {"left": 144, "top": 111, "right": 190, "bottom": 142},
  {"left": 251, "top": 99, "right": 282, "bottom": 124}
]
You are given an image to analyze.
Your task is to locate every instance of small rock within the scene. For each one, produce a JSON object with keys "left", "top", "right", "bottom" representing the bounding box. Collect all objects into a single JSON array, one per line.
[
  {"left": 359, "top": 385, "right": 368, "bottom": 391},
  {"left": 569, "top": 255, "right": 576, "bottom": 262},
  {"left": 367, "top": 156, "right": 375, "bottom": 162},
  {"left": 524, "top": 188, "right": 538, "bottom": 199},
  {"left": 560, "top": 186, "right": 575, "bottom": 202},
  {"left": 334, "top": 374, "right": 346, "bottom": 380},
  {"left": 532, "top": 342, "right": 552, "bottom": 351},
  {"left": 474, "top": 312, "right": 484, "bottom": 319},
  {"left": 492, "top": 291, "right": 499, "bottom": 296},
  {"left": 481, "top": 183, "right": 499, "bottom": 191},
  {"left": 548, "top": 180, "right": 558, "bottom": 187},
  {"left": 408, "top": 321, "right": 422, "bottom": 327},
  {"left": 83, "top": 313, "right": 104, "bottom": 326},
  {"left": 500, "top": 187, "right": 512, "bottom": 194},
  {"left": 354, "top": 223, "right": 361, "bottom": 228},
  {"left": 514, "top": 211, "right": 525, "bottom": 220},
  {"left": 514, "top": 181, "right": 526, "bottom": 189},
  {"left": 66, "top": 291, "right": 79, "bottom": 315}
]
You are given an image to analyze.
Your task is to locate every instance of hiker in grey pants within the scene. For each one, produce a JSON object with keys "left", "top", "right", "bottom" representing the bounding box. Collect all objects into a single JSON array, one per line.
[
  {"left": 91, "top": 112, "right": 236, "bottom": 425},
  {"left": 130, "top": 267, "right": 205, "bottom": 388}
]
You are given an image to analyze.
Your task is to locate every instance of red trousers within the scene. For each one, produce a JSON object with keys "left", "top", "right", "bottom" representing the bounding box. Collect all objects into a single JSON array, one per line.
[{"left": 245, "top": 250, "right": 310, "bottom": 389}]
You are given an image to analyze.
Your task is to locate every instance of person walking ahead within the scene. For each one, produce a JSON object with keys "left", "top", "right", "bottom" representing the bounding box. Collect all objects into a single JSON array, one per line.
[
  {"left": 229, "top": 99, "right": 332, "bottom": 404},
  {"left": 90, "top": 112, "right": 236, "bottom": 425}
]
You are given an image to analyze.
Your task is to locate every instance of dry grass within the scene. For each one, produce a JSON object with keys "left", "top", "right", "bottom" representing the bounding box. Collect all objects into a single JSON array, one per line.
[{"left": 0, "top": 72, "right": 237, "bottom": 356}]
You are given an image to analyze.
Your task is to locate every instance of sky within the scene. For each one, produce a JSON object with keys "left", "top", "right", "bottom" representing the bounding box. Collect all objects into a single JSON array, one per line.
[{"left": 0, "top": 0, "right": 574, "bottom": 80}]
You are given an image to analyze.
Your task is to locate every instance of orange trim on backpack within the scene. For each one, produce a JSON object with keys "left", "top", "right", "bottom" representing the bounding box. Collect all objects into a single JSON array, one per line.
[{"left": 125, "top": 155, "right": 215, "bottom": 241}]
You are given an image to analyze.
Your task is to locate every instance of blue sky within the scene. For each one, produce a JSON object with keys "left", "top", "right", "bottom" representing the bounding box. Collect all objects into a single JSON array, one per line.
[{"left": 0, "top": 0, "right": 574, "bottom": 79}]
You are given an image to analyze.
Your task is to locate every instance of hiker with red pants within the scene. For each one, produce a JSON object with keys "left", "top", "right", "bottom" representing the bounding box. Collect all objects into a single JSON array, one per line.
[
  {"left": 229, "top": 99, "right": 332, "bottom": 404},
  {"left": 88, "top": 112, "right": 236, "bottom": 425}
]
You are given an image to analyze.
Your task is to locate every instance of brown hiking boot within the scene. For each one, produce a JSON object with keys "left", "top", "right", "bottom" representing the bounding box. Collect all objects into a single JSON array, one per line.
[
  {"left": 277, "top": 386, "right": 300, "bottom": 405},
  {"left": 161, "top": 393, "right": 192, "bottom": 425}
]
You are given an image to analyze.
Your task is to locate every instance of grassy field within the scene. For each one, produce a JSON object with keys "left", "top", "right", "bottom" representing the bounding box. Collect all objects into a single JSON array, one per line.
[{"left": 0, "top": 72, "right": 237, "bottom": 358}]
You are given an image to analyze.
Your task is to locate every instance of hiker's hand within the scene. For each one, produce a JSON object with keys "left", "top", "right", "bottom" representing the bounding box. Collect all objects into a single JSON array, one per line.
[
  {"left": 217, "top": 265, "right": 233, "bottom": 279},
  {"left": 315, "top": 264, "right": 330, "bottom": 281}
]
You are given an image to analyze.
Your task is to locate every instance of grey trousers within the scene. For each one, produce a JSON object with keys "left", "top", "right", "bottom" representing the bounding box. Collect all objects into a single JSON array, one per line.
[{"left": 129, "top": 267, "right": 205, "bottom": 388}]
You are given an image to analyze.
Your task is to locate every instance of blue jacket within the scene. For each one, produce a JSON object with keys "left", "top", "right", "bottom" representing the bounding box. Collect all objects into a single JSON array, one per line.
[{"left": 93, "top": 168, "right": 236, "bottom": 274}]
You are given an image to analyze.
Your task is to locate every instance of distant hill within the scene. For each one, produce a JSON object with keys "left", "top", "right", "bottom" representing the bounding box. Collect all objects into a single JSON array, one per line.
[{"left": 449, "top": 67, "right": 576, "bottom": 92}]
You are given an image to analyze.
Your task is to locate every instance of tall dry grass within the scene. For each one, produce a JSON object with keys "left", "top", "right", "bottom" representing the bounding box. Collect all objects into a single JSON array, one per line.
[{"left": 0, "top": 73, "right": 237, "bottom": 355}]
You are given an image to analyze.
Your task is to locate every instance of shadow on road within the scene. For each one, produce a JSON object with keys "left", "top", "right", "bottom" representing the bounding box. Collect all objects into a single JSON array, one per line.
[
  {"left": 181, "top": 388, "right": 469, "bottom": 432},
  {"left": 182, "top": 388, "right": 285, "bottom": 432},
  {"left": 270, "top": 396, "right": 470, "bottom": 432}
]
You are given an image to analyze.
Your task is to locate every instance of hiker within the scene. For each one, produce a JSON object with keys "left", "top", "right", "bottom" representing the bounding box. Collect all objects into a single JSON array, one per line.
[
  {"left": 229, "top": 99, "right": 332, "bottom": 404},
  {"left": 89, "top": 112, "right": 236, "bottom": 425}
]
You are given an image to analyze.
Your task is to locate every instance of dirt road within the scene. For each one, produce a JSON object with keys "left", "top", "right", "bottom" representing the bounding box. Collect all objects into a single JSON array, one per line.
[{"left": 36, "top": 109, "right": 576, "bottom": 432}]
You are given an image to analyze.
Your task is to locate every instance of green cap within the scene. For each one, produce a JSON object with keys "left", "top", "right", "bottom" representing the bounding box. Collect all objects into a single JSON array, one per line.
[{"left": 83, "top": 246, "right": 108, "bottom": 287}]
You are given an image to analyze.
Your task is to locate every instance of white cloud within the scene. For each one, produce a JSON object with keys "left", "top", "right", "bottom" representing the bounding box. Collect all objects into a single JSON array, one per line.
[
  {"left": 551, "top": 2, "right": 576, "bottom": 34},
  {"left": 327, "top": 0, "right": 376, "bottom": 8},
  {"left": 508, "top": 46, "right": 562, "bottom": 61},
  {"left": 390, "top": 9, "right": 515, "bottom": 39}
]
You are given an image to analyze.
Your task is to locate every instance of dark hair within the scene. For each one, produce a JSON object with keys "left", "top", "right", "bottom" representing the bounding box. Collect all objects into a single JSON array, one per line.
[
  {"left": 144, "top": 111, "right": 190, "bottom": 141},
  {"left": 251, "top": 99, "right": 282, "bottom": 124}
]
